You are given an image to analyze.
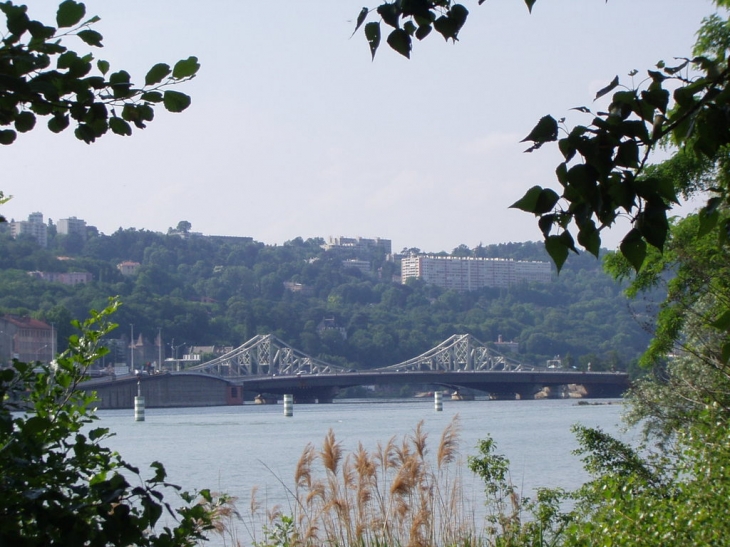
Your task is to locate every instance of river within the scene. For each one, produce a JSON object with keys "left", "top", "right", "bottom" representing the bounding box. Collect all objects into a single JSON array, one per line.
[{"left": 98, "top": 397, "right": 632, "bottom": 545}]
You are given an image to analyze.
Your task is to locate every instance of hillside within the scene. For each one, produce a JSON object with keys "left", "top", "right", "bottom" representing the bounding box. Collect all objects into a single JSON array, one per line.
[{"left": 0, "top": 224, "right": 654, "bottom": 373}]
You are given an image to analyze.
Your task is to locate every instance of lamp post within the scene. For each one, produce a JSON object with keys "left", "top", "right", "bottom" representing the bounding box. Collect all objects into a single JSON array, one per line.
[
  {"left": 157, "top": 327, "right": 162, "bottom": 372},
  {"left": 169, "top": 339, "right": 186, "bottom": 371},
  {"left": 130, "top": 324, "right": 134, "bottom": 372}
]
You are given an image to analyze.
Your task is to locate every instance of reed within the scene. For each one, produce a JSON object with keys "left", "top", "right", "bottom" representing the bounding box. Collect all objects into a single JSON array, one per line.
[
  {"left": 205, "top": 417, "right": 549, "bottom": 547},
  {"left": 243, "top": 414, "right": 486, "bottom": 547}
]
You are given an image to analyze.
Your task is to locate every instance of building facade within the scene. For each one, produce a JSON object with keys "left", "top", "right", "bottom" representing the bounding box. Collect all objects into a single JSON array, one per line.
[
  {"left": 27, "top": 271, "right": 93, "bottom": 285},
  {"left": 401, "top": 255, "right": 552, "bottom": 291},
  {"left": 10, "top": 212, "right": 48, "bottom": 248},
  {"left": 0, "top": 316, "right": 54, "bottom": 365},
  {"left": 323, "top": 236, "right": 392, "bottom": 254},
  {"left": 117, "top": 261, "right": 141, "bottom": 276},
  {"left": 57, "top": 216, "right": 88, "bottom": 240}
]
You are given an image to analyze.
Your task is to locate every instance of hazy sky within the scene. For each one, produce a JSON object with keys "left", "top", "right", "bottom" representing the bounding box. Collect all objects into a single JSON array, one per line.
[{"left": 2, "top": 0, "right": 719, "bottom": 253}]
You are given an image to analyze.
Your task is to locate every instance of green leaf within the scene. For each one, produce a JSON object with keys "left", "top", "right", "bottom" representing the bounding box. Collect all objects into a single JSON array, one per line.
[
  {"left": 353, "top": 7, "right": 369, "bottom": 36},
  {"left": 712, "top": 310, "right": 730, "bottom": 331},
  {"left": 524, "top": 0, "right": 537, "bottom": 12},
  {"left": 449, "top": 4, "right": 469, "bottom": 28},
  {"left": 3, "top": 3, "right": 30, "bottom": 37},
  {"left": 577, "top": 221, "right": 601, "bottom": 257},
  {"left": 15, "top": 111, "right": 36, "bottom": 133},
  {"left": 614, "top": 140, "right": 639, "bottom": 168},
  {"left": 434, "top": 15, "right": 459, "bottom": 41},
  {"left": 109, "top": 117, "right": 132, "bottom": 136},
  {"left": 637, "top": 201, "right": 669, "bottom": 250},
  {"left": 365, "top": 22, "right": 381, "bottom": 60},
  {"left": 172, "top": 56, "right": 200, "bottom": 79},
  {"left": 595, "top": 75, "right": 619, "bottom": 100},
  {"left": 77, "top": 29, "right": 103, "bottom": 47},
  {"left": 545, "top": 235, "right": 569, "bottom": 272},
  {"left": 415, "top": 24, "right": 432, "bottom": 40},
  {"left": 97, "top": 60, "right": 109, "bottom": 75},
  {"left": 0, "top": 130, "right": 17, "bottom": 145},
  {"left": 377, "top": 3, "right": 400, "bottom": 29},
  {"left": 27, "top": 21, "right": 56, "bottom": 40},
  {"left": 109, "top": 70, "right": 131, "bottom": 98},
  {"left": 510, "top": 186, "right": 542, "bottom": 213},
  {"left": 57, "top": 0, "right": 86, "bottom": 28},
  {"left": 387, "top": 29, "right": 411, "bottom": 58},
  {"left": 535, "top": 188, "right": 559, "bottom": 214},
  {"left": 145, "top": 63, "right": 171, "bottom": 86},
  {"left": 75, "top": 123, "right": 97, "bottom": 143},
  {"left": 163, "top": 90, "right": 191, "bottom": 113},
  {"left": 698, "top": 197, "right": 721, "bottom": 237},
  {"left": 48, "top": 113, "right": 70, "bottom": 133},
  {"left": 521, "top": 115, "right": 558, "bottom": 148},
  {"left": 619, "top": 228, "right": 647, "bottom": 271},
  {"left": 538, "top": 214, "right": 555, "bottom": 237},
  {"left": 141, "top": 91, "right": 163, "bottom": 103}
]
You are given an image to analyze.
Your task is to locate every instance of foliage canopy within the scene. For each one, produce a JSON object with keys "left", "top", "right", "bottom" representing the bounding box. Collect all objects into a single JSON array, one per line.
[
  {"left": 0, "top": 0, "right": 199, "bottom": 145},
  {"left": 0, "top": 299, "right": 226, "bottom": 546}
]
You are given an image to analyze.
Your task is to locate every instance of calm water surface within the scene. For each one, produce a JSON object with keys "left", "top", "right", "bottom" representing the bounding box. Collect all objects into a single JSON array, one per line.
[{"left": 98, "top": 398, "right": 631, "bottom": 542}]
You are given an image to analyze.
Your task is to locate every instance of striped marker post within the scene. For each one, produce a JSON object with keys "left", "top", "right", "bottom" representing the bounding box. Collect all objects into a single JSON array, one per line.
[
  {"left": 134, "top": 379, "right": 145, "bottom": 422},
  {"left": 434, "top": 391, "right": 443, "bottom": 412},
  {"left": 283, "top": 394, "right": 293, "bottom": 417}
]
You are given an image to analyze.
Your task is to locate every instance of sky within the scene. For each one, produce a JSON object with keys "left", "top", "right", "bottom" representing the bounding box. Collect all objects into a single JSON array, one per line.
[{"left": 1, "top": 0, "right": 720, "bottom": 254}]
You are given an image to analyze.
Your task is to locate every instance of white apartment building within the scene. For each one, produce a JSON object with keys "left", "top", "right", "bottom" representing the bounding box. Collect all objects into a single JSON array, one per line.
[
  {"left": 401, "top": 255, "right": 552, "bottom": 291},
  {"left": 57, "top": 216, "right": 87, "bottom": 240},
  {"left": 10, "top": 212, "right": 47, "bottom": 248}
]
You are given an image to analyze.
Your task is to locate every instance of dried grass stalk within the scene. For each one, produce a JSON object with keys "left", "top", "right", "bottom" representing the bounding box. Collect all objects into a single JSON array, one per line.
[{"left": 258, "top": 414, "right": 480, "bottom": 547}]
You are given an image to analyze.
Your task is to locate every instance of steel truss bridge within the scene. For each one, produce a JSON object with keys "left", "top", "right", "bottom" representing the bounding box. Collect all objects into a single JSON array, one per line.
[
  {"left": 83, "top": 334, "right": 628, "bottom": 407},
  {"left": 185, "top": 333, "right": 536, "bottom": 377}
]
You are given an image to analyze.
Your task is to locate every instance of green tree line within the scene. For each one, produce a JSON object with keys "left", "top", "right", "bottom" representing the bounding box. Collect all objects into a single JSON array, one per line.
[{"left": 0, "top": 225, "right": 652, "bottom": 371}]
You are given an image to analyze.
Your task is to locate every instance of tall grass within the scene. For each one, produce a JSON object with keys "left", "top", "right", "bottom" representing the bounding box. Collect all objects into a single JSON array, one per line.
[
  {"left": 204, "top": 414, "right": 569, "bottom": 547},
  {"left": 230, "top": 414, "right": 488, "bottom": 547}
]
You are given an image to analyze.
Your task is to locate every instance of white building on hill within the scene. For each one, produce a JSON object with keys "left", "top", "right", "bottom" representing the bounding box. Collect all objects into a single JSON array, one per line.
[{"left": 401, "top": 255, "right": 552, "bottom": 291}]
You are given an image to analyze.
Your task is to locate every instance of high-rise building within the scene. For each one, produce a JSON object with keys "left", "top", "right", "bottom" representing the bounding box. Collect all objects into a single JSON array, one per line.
[
  {"left": 57, "top": 216, "right": 88, "bottom": 240},
  {"left": 10, "top": 212, "right": 47, "bottom": 248},
  {"left": 401, "top": 255, "right": 552, "bottom": 291}
]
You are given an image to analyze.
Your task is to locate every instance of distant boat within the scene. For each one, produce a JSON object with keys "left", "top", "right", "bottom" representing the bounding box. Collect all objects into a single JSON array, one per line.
[{"left": 254, "top": 394, "right": 277, "bottom": 404}]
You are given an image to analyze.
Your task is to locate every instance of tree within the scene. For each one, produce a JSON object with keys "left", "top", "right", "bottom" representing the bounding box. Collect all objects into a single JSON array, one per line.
[
  {"left": 175, "top": 221, "right": 192, "bottom": 234},
  {"left": 354, "top": 2, "right": 730, "bottom": 543},
  {"left": 0, "top": 0, "right": 200, "bottom": 146},
  {"left": 0, "top": 299, "right": 227, "bottom": 546}
]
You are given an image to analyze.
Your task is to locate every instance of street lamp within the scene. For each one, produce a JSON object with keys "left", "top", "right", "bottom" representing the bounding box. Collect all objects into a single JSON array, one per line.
[
  {"left": 157, "top": 327, "right": 163, "bottom": 371},
  {"left": 168, "top": 339, "right": 186, "bottom": 371}
]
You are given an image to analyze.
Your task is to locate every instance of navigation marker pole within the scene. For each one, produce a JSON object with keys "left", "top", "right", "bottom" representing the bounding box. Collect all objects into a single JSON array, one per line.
[
  {"left": 134, "top": 378, "right": 145, "bottom": 422},
  {"left": 434, "top": 391, "right": 443, "bottom": 412},
  {"left": 283, "top": 394, "right": 293, "bottom": 417}
]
